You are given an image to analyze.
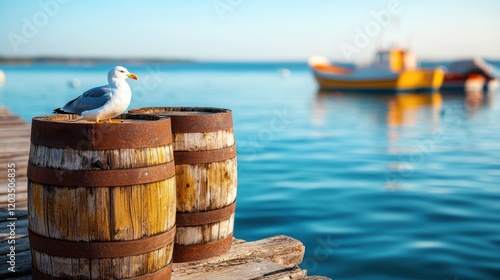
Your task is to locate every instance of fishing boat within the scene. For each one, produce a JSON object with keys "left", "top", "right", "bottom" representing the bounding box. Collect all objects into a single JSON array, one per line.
[
  {"left": 441, "top": 57, "right": 499, "bottom": 93},
  {"left": 308, "top": 48, "right": 445, "bottom": 92}
]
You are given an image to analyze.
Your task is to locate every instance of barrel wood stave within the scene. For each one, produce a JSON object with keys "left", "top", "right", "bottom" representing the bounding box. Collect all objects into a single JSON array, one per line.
[
  {"left": 175, "top": 158, "right": 237, "bottom": 212},
  {"left": 29, "top": 143, "right": 174, "bottom": 170},
  {"left": 174, "top": 214, "right": 235, "bottom": 245},
  {"left": 173, "top": 129, "right": 235, "bottom": 151}
]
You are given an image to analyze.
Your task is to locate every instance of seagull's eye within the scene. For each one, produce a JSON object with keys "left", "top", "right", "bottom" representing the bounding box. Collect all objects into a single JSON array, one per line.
[{"left": 119, "top": 70, "right": 125, "bottom": 73}]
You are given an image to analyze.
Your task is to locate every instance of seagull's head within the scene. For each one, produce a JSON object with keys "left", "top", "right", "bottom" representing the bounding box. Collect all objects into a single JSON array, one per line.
[{"left": 108, "top": 66, "right": 138, "bottom": 83}]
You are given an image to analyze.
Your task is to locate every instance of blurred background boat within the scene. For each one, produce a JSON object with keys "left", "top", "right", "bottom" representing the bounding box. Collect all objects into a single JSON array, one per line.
[
  {"left": 308, "top": 48, "right": 445, "bottom": 92},
  {"left": 441, "top": 57, "right": 499, "bottom": 93}
]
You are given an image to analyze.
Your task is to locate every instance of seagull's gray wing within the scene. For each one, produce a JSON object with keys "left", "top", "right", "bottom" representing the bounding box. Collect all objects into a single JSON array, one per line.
[{"left": 55, "top": 86, "right": 112, "bottom": 114}]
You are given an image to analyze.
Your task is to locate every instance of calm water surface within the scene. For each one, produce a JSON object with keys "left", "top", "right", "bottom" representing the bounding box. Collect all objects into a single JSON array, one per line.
[{"left": 1, "top": 63, "right": 499, "bottom": 279}]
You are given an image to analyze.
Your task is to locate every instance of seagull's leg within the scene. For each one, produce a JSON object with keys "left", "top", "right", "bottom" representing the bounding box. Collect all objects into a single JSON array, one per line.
[
  {"left": 69, "top": 115, "right": 83, "bottom": 122},
  {"left": 105, "top": 119, "right": 123, "bottom": 124}
]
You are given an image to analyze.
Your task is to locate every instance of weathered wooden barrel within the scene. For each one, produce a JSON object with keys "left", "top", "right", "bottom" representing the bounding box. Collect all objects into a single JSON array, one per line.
[
  {"left": 129, "top": 107, "right": 237, "bottom": 262},
  {"left": 27, "top": 114, "right": 176, "bottom": 279}
]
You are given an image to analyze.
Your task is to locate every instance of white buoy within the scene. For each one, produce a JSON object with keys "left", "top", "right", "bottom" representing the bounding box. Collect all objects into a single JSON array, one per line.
[
  {"left": 279, "top": 68, "right": 291, "bottom": 78},
  {"left": 68, "top": 78, "right": 81, "bottom": 88}
]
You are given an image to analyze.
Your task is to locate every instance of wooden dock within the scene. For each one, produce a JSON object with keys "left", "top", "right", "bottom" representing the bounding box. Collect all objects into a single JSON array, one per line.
[{"left": 0, "top": 106, "right": 330, "bottom": 280}]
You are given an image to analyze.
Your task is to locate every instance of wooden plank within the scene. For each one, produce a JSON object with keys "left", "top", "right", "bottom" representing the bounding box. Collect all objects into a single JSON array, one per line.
[
  {"left": 174, "top": 235, "right": 305, "bottom": 269},
  {"left": 0, "top": 157, "right": 29, "bottom": 165},
  {"left": 0, "top": 185, "right": 29, "bottom": 210},
  {"left": 0, "top": 250, "right": 32, "bottom": 278},
  {"left": 258, "top": 267, "right": 308, "bottom": 280},
  {"left": 0, "top": 219, "right": 29, "bottom": 241},
  {"left": 0, "top": 203, "right": 28, "bottom": 211},
  {"left": 0, "top": 236, "right": 30, "bottom": 255},
  {"left": 0, "top": 209, "right": 28, "bottom": 222},
  {"left": 223, "top": 235, "right": 305, "bottom": 267},
  {"left": 0, "top": 193, "right": 28, "bottom": 208},
  {"left": 172, "top": 257, "right": 302, "bottom": 280},
  {"left": 171, "top": 235, "right": 306, "bottom": 279},
  {"left": 0, "top": 179, "right": 27, "bottom": 195},
  {"left": 0, "top": 107, "right": 34, "bottom": 280}
]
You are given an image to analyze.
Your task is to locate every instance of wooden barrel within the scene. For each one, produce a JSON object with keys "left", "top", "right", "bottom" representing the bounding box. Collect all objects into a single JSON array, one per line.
[
  {"left": 129, "top": 107, "right": 237, "bottom": 262},
  {"left": 27, "top": 114, "right": 176, "bottom": 279}
]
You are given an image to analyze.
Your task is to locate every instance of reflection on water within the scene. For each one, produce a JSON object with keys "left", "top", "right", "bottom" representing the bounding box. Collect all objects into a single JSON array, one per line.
[
  {"left": 443, "top": 90, "right": 497, "bottom": 111},
  {"left": 386, "top": 92, "right": 442, "bottom": 127},
  {"left": 313, "top": 89, "right": 497, "bottom": 128},
  {"left": 310, "top": 89, "right": 500, "bottom": 189},
  {"left": 313, "top": 90, "right": 443, "bottom": 128}
]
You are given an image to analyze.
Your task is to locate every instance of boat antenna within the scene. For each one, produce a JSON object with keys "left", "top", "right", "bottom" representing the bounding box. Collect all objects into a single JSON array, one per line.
[
  {"left": 406, "top": 34, "right": 414, "bottom": 50},
  {"left": 377, "top": 25, "right": 387, "bottom": 51}
]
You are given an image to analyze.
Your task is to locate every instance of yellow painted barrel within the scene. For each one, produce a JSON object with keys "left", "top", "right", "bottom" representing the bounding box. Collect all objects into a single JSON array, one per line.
[
  {"left": 27, "top": 114, "right": 176, "bottom": 279},
  {"left": 129, "top": 107, "right": 237, "bottom": 262}
]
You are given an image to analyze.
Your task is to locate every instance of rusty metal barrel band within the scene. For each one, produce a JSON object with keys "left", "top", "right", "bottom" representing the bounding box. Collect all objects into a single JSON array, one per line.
[
  {"left": 27, "top": 161, "right": 175, "bottom": 187},
  {"left": 173, "top": 234, "right": 233, "bottom": 263},
  {"left": 31, "top": 262, "right": 173, "bottom": 280},
  {"left": 176, "top": 201, "right": 236, "bottom": 227},
  {"left": 29, "top": 226, "right": 176, "bottom": 259},
  {"left": 128, "top": 263, "right": 172, "bottom": 280},
  {"left": 30, "top": 114, "right": 172, "bottom": 150},
  {"left": 128, "top": 107, "right": 233, "bottom": 133},
  {"left": 174, "top": 145, "right": 236, "bottom": 165}
]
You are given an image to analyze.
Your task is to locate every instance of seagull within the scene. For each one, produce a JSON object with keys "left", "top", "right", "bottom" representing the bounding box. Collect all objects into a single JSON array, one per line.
[{"left": 54, "top": 66, "right": 138, "bottom": 123}]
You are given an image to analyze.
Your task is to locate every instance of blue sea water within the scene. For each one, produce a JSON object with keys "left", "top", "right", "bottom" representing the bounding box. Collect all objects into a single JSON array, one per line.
[{"left": 1, "top": 62, "right": 500, "bottom": 279}]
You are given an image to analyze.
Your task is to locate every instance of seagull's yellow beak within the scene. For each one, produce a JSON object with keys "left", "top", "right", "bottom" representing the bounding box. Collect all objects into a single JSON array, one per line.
[{"left": 127, "top": 73, "right": 138, "bottom": 80}]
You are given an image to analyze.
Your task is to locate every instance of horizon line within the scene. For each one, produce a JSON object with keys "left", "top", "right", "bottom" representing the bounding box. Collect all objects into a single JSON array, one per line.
[{"left": 1, "top": 55, "right": 499, "bottom": 65}]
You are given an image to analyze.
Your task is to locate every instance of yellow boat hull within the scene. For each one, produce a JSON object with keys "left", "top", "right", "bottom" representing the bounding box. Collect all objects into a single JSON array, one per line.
[{"left": 314, "top": 68, "right": 445, "bottom": 92}]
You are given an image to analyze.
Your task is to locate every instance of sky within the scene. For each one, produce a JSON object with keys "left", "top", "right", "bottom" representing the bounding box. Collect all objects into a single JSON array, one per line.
[{"left": 0, "top": 0, "right": 499, "bottom": 62}]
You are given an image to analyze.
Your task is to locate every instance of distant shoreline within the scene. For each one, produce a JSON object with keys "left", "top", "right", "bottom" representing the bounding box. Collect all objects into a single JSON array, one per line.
[{"left": 0, "top": 57, "right": 195, "bottom": 65}]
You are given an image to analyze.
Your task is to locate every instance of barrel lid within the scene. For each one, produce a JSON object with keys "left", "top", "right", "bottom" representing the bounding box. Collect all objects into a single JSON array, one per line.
[
  {"left": 128, "top": 107, "right": 233, "bottom": 133},
  {"left": 31, "top": 113, "right": 172, "bottom": 150}
]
